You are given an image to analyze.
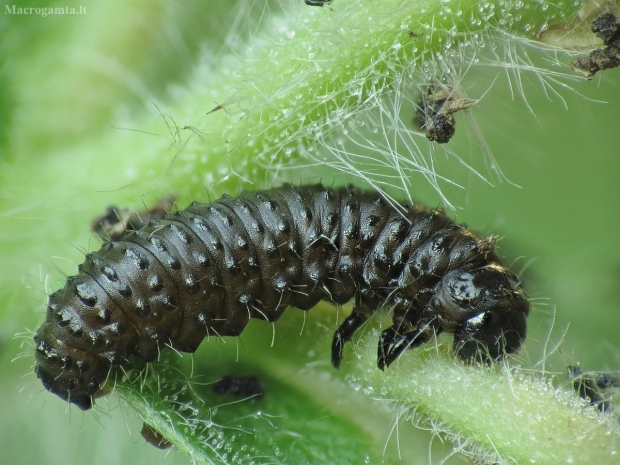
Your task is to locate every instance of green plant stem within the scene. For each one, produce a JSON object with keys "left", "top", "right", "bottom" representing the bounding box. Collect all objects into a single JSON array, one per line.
[{"left": 361, "top": 337, "right": 620, "bottom": 464}]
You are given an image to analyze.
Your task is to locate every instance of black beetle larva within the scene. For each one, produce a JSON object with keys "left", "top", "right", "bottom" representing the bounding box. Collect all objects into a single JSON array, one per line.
[{"left": 34, "top": 184, "right": 530, "bottom": 410}]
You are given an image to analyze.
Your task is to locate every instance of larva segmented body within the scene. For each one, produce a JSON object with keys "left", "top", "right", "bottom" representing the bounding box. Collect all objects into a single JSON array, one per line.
[{"left": 34, "top": 184, "right": 530, "bottom": 410}]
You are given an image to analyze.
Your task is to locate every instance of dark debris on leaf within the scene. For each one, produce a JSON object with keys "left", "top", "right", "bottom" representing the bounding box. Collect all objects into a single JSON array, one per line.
[
  {"left": 414, "top": 86, "right": 477, "bottom": 144},
  {"left": 572, "top": 12, "right": 620, "bottom": 79}
]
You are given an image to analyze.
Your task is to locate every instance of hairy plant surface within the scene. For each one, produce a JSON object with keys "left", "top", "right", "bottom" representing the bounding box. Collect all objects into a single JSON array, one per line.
[{"left": 2, "top": 1, "right": 620, "bottom": 464}]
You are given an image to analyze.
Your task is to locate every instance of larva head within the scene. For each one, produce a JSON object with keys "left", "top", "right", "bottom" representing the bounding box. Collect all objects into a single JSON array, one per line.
[
  {"left": 453, "top": 308, "right": 528, "bottom": 361},
  {"left": 432, "top": 264, "right": 530, "bottom": 361},
  {"left": 33, "top": 283, "right": 120, "bottom": 410}
]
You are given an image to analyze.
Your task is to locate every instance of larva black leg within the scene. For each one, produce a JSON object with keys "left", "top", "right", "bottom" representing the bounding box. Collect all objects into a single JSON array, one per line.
[
  {"left": 332, "top": 309, "right": 368, "bottom": 368},
  {"left": 377, "top": 325, "right": 398, "bottom": 371},
  {"left": 305, "top": 0, "right": 332, "bottom": 6},
  {"left": 380, "top": 319, "right": 441, "bottom": 369}
]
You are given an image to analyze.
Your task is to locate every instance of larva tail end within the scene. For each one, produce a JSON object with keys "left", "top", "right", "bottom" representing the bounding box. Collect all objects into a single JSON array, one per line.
[
  {"left": 34, "top": 362, "right": 94, "bottom": 410},
  {"left": 33, "top": 328, "right": 102, "bottom": 410}
]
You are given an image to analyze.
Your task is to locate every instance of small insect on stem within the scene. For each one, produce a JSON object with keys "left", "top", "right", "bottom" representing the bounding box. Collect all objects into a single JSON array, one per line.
[
  {"left": 212, "top": 375, "right": 263, "bottom": 398},
  {"left": 141, "top": 423, "right": 172, "bottom": 450},
  {"left": 206, "top": 103, "right": 223, "bottom": 115},
  {"left": 34, "top": 184, "right": 529, "bottom": 410},
  {"left": 567, "top": 365, "right": 619, "bottom": 412},
  {"left": 91, "top": 197, "right": 175, "bottom": 242},
  {"left": 305, "top": 0, "right": 332, "bottom": 6}
]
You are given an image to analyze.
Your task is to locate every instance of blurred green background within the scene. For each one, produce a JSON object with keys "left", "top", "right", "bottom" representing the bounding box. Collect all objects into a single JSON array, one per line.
[{"left": 1, "top": 1, "right": 619, "bottom": 464}]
